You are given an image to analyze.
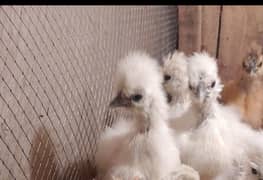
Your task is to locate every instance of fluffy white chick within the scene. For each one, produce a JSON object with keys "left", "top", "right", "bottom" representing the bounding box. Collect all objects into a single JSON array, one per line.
[
  {"left": 95, "top": 51, "right": 181, "bottom": 180},
  {"left": 184, "top": 52, "right": 263, "bottom": 180},
  {"left": 176, "top": 52, "right": 243, "bottom": 180},
  {"left": 162, "top": 50, "right": 201, "bottom": 133},
  {"left": 161, "top": 50, "right": 202, "bottom": 180}
]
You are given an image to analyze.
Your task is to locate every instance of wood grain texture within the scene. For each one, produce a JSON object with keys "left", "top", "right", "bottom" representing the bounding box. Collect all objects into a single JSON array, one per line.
[
  {"left": 178, "top": 6, "right": 263, "bottom": 129},
  {"left": 178, "top": 6, "right": 202, "bottom": 54},
  {"left": 218, "top": 6, "right": 263, "bottom": 82},
  {"left": 178, "top": 6, "right": 220, "bottom": 56},
  {"left": 201, "top": 6, "right": 221, "bottom": 57}
]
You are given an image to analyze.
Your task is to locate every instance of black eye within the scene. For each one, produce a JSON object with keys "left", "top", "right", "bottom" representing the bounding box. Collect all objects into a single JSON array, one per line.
[
  {"left": 251, "top": 167, "right": 258, "bottom": 175},
  {"left": 164, "top": 74, "right": 171, "bottom": 81},
  {"left": 131, "top": 94, "right": 142, "bottom": 102},
  {"left": 211, "top": 81, "right": 216, "bottom": 88},
  {"left": 189, "top": 84, "right": 193, "bottom": 90},
  {"left": 258, "top": 62, "right": 262, "bottom": 67}
]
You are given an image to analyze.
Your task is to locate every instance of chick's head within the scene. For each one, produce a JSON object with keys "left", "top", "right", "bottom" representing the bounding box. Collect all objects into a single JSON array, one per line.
[
  {"left": 242, "top": 51, "right": 263, "bottom": 77},
  {"left": 187, "top": 52, "right": 223, "bottom": 104},
  {"left": 110, "top": 51, "right": 165, "bottom": 118},
  {"left": 162, "top": 50, "right": 189, "bottom": 103}
]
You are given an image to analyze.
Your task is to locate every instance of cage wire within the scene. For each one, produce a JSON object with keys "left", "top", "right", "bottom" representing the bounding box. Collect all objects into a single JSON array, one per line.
[{"left": 0, "top": 5, "right": 178, "bottom": 180}]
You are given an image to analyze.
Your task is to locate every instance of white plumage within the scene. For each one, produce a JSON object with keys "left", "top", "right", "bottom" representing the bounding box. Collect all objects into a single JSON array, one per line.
[
  {"left": 96, "top": 49, "right": 263, "bottom": 180},
  {"left": 177, "top": 52, "right": 243, "bottom": 179},
  {"left": 182, "top": 51, "right": 263, "bottom": 180},
  {"left": 162, "top": 164, "right": 200, "bottom": 180},
  {"left": 104, "top": 165, "right": 145, "bottom": 180},
  {"left": 161, "top": 50, "right": 201, "bottom": 180},
  {"left": 95, "top": 51, "right": 181, "bottom": 180},
  {"left": 162, "top": 51, "right": 263, "bottom": 180},
  {"left": 162, "top": 50, "right": 201, "bottom": 133}
]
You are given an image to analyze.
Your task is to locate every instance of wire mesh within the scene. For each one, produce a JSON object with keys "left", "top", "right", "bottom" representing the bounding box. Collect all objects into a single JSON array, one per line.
[{"left": 0, "top": 5, "right": 178, "bottom": 180}]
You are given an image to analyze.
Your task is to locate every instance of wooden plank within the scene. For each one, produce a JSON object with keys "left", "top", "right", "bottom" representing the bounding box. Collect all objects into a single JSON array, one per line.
[
  {"left": 178, "top": 6, "right": 202, "bottom": 54},
  {"left": 218, "top": 6, "right": 263, "bottom": 82},
  {"left": 201, "top": 6, "right": 221, "bottom": 57},
  {"left": 178, "top": 6, "right": 220, "bottom": 56}
]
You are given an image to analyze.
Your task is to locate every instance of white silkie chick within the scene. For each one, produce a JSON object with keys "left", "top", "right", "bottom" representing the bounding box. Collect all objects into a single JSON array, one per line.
[
  {"left": 176, "top": 52, "right": 243, "bottom": 180},
  {"left": 183, "top": 51, "right": 263, "bottom": 180},
  {"left": 163, "top": 50, "right": 263, "bottom": 180},
  {"left": 162, "top": 50, "right": 201, "bottom": 133},
  {"left": 161, "top": 51, "right": 201, "bottom": 180},
  {"left": 95, "top": 51, "right": 181, "bottom": 180}
]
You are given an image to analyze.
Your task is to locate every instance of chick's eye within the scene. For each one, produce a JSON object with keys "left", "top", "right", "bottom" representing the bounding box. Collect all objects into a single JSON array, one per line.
[
  {"left": 258, "top": 62, "right": 262, "bottom": 67},
  {"left": 131, "top": 94, "right": 142, "bottom": 102},
  {"left": 164, "top": 74, "right": 171, "bottom": 81},
  {"left": 251, "top": 167, "right": 258, "bottom": 175},
  {"left": 189, "top": 84, "right": 193, "bottom": 90},
  {"left": 211, "top": 81, "right": 216, "bottom": 88}
]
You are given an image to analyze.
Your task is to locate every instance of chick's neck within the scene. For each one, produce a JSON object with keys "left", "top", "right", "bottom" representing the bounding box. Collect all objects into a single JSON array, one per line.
[
  {"left": 170, "top": 89, "right": 190, "bottom": 106},
  {"left": 135, "top": 94, "right": 169, "bottom": 132},
  {"left": 169, "top": 90, "right": 191, "bottom": 118},
  {"left": 149, "top": 94, "right": 169, "bottom": 128},
  {"left": 199, "top": 94, "right": 218, "bottom": 121}
]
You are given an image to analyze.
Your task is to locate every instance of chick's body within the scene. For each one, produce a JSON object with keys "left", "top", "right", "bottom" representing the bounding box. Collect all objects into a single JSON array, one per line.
[
  {"left": 163, "top": 50, "right": 263, "bottom": 180},
  {"left": 221, "top": 43, "right": 263, "bottom": 129},
  {"left": 221, "top": 73, "right": 263, "bottom": 129},
  {"left": 178, "top": 102, "right": 236, "bottom": 180},
  {"left": 95, "top": 52, "right": 181, "bottom": 180},
  {"left": 97, "top": 117, "right": 180, "bottom": 180},
  {"left": 171, "top": 52, "right": 245, "bottom": 180},
  {"left": 162, "top": 51, "right": 201, "bottom": 133}
]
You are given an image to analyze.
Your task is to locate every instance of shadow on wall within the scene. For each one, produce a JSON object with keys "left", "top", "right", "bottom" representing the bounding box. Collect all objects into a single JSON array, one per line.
[{"left": 30, "top": 127, "right": 97, "bottom": 180}]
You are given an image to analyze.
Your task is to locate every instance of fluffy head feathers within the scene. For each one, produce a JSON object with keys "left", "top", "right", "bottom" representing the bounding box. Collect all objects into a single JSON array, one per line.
[
  {"left": 162, "top": 50, "right": 189, "bottom": 98},
  {"left": 115, "top": 51, "right": 163, "bottom": 96},
  {"left": 187, "top": 52, "right": 223, "bottom": 103},
  {"left": 110, "top": 51, "right": 169, "bottom": 124},
  {"left": 242, "top": 41, "right": 263, "bottom": 77},
  {"left": 187, "top": 52, "right": 219, "bottom": 89},
  {"left": 242, "top": 52, "right": 263, "bottom": 77}
]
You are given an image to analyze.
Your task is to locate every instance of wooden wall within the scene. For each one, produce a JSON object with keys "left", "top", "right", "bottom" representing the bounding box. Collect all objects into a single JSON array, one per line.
[{"left": 178, "top": 6, "right": 263, "bottom": 82}]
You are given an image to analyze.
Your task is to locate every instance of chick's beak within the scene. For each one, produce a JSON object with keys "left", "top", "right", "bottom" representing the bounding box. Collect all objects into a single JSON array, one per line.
[
  {"left": 196, "top": 82, "right": 206, "bottom": 102},
  {"left": 247, "top": 64, "right": 256, "bottom": 74},
  {"left": 109, "top": 92, "right": 131, "bottom": 108},
  {"left": 166, "top": 92, "right": 172, "bottom": 103},
  {"left": 243, "top": 59, "right": 257, "bottom": 74}
]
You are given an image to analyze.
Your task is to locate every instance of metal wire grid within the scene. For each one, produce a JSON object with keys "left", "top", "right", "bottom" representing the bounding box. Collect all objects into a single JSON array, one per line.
[{"left": 0, "top": 6, "right": 178, "bottom": 180}]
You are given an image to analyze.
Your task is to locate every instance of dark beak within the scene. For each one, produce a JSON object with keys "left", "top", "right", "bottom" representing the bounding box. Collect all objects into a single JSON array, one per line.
[
  {"left": 243, "top": 59, "right": 257, "bottom": 74},
  {"left": 166, "top": 93, "right": 172, "bottom": 103},
  {"left": 247, "top": 64, "right": 256, "bottom": 74},
  {"left": 109, "top": 92, "right": 131, "bottom": 108}
]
